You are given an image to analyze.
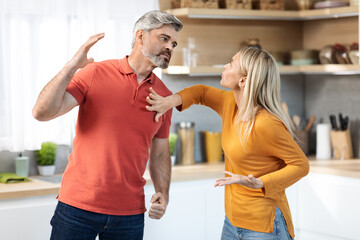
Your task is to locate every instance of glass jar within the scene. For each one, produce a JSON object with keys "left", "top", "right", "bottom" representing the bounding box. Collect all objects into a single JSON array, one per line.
[{"left": 176, "top": 122, "right": 195, "bottom": 165}]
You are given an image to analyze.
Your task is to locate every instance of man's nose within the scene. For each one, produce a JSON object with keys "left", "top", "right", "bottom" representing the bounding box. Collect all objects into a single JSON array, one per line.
[{"left": 166, "top": 42, "right": 174, "bottom": 52}]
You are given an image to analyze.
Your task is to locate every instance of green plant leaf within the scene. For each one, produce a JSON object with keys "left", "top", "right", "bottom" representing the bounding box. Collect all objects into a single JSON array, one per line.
[
  {"left": 36, "top": 142, "right": 58, "bottom": 166},
  {"left": 169, "top": 133, "right": 178, "bottom": 156}
]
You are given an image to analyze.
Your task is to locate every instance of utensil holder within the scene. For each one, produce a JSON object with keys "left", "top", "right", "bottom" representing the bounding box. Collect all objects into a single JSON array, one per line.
[
  {"left": 294, "top": 130, "right": 310, "bottom": 155},
  {"left": 330, "top": 129, "right": 353, "bottom": 160}
]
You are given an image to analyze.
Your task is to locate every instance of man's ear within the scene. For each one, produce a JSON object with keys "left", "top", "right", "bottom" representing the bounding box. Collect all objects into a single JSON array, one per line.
[
  {"left": 238, "top": 77, "right": 247, "bottom": 87},
  {"left": 135, "top": 29, "right": 145, "bottom": 45}
]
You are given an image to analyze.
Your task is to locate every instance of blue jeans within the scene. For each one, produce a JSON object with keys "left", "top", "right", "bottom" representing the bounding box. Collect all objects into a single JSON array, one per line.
[
  {"left": 50, "top": 201, "right": 144, "bottom": 240},
  {"left": 221, "top": 207, "right": 293, "bottom": 240}
]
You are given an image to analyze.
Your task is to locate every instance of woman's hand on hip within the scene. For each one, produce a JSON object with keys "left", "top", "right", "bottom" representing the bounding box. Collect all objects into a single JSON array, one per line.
[{"left": 214, "top": 171, "right": 264, "bottom": 189}]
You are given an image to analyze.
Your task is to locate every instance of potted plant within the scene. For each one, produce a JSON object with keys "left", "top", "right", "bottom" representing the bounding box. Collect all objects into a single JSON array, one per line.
[
  {"left": 169, "top": 133, "right": 178, "bottom": 166},
  {"left": 36, "top": 142, "right": 58, "bottom": 176}
]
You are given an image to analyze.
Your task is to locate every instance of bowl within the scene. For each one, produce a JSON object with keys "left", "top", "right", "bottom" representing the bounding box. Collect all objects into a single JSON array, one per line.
[{"left": 314, "top": 1, "right": 349, "bottom": 9}]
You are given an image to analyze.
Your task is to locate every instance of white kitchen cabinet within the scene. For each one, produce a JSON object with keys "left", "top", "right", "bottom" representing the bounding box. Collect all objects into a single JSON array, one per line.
[
  {"left": 287, "top": 172, "right": 360, "bottom": 240},
  {"left": 0, "top": 178, "right": 224, "bottom": 240},
  {"left": 3, "top": 172, "right": 359, "bottom": 240},
  {"left": 0, "top": 194, "right": 57, "bottom": 240},
  {"left": 144, "top": 178, "right": 224, "bottom": 240}
]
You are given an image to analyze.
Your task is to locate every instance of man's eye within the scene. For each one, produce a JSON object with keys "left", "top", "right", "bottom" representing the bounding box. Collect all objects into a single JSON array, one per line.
[
  {"left": 171, "top": 43, "right": 177, "bottom": 48},
  {"left": 161, "top": 37, "right": 167, "bottom": 41}
]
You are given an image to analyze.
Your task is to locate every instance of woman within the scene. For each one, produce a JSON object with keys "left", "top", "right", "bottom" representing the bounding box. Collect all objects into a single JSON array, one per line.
[{"left": 146, "top": 47, "right": 309, "bottom": 240}]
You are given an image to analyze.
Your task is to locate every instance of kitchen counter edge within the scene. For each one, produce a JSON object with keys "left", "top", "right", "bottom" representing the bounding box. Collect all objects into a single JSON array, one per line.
[{"left": 2, "top": 159, "right": 360, "bottom": 200}]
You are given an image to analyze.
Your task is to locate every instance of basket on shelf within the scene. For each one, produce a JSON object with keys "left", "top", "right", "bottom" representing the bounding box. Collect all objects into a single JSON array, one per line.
[
  {"left": 219, "top": 0, "right": 252, "bottom": 9},
  {"left": 172, "top": 0, "right": 219, "bottom": 8},
  {"left": 259, "top": 0, "right": 285, "bottom": 10},
  {"left": 171, "top": 0, "right": 181, "bottom": 8}
]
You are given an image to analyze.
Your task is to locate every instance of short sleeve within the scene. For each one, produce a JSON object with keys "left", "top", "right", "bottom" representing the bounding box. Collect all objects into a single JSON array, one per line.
[
  {"left": 154, "top": 108, "right": 173, "bottom": 139},
  {"left": 66, "top": 63, "right": 96, "bottom": 104}
]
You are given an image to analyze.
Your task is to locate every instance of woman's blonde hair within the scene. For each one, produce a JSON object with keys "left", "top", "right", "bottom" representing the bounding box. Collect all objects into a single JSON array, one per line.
[{"left": 235, "top": 47, "right": 294, "bottom": 146}]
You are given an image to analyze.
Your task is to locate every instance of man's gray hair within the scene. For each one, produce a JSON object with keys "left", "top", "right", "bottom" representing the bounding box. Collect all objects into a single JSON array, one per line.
[{"left": 131, "top": 10, "right": 183, "bottom": 48}]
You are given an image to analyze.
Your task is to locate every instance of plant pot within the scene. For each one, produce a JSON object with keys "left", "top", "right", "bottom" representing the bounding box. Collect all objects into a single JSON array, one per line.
[{"left": 37, "top": 165, "right": 56, "bottom": 176}]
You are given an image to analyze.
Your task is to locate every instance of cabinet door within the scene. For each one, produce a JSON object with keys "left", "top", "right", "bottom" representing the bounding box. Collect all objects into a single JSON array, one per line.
[
  {"left": 0, "top": 195, "right": 57, "bottom": 240},
  {"left": 205, "top": 181, "right": 224, "bottom": 239},
  {"left": 144, "top": 178, "right": 225, "bottom": 240},
  {"left": 285, "top": 182, "right": 299, "bottom": 234},
  {"left": 297, "top": 172, "right": 360, "bottom": 240}
]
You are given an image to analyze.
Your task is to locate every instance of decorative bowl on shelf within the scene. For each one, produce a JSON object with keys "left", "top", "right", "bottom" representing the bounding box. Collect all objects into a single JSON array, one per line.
[
  {"left": 319, "top": 45, "right": 336, "bottom": 64},
  {"left": 333, "top": 44, "right": 352, "bottom": 64},
  {"left": 349, "top": 51, "right": 359, "bottom": 64},
  {"left": 290, "top": 50, "right": 318, "bottom": 65},
  {"left": 314, "top": 1, "right": 349, "bottom": 9}
]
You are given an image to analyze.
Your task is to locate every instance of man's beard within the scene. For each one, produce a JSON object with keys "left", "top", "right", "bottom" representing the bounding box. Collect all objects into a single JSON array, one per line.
[{"left": 142, "top": 47, "right": 170, "bottom": 69}]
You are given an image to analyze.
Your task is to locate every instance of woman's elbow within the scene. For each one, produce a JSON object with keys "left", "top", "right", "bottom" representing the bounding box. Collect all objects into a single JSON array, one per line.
[{"left": 301, "top": 159, "right": 310, "bottom": 177}]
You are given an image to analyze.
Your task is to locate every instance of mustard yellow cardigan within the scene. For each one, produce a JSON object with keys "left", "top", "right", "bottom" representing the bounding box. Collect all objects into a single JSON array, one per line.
[{"left": 177, "top": 85, "right": 309, "bottom": 238}]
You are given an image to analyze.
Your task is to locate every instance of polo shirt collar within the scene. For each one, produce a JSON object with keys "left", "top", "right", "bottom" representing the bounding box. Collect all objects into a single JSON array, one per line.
[{"left": 118, "top": 56, "right": 156, "bottom": 84}]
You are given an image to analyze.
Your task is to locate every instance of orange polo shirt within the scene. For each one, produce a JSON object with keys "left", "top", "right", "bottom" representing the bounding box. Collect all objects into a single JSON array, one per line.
[
  {"left": 59, "top": 56, "right": 172, "bottom": 215},
  {"left": 177, "top": 85, "right": 309, "bottom": 238}
]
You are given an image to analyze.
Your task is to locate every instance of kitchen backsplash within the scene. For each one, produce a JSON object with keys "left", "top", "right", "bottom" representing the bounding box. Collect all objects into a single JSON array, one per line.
[
  {"left": 305, "top": 74, "right": 360, "bottom": 157},
  {"left": 163, "top": 73, "right": 305, "bottom": 162},
  {"left": 0, "top": 145, "right": 69, "bottom": 174},
  {"left": 1, "top": 73, "right": 360, "bottom": 173}
]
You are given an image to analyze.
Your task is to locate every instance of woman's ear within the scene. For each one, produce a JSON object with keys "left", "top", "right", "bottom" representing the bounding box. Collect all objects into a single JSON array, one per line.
[{"left": 238, "top": 77, "right": 247, "bottom": 88}]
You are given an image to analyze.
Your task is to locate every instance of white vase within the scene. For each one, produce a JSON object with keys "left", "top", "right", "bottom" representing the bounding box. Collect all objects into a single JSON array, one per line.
[{"left": 37, "top": 165, "right": 56, "bottom": 176}]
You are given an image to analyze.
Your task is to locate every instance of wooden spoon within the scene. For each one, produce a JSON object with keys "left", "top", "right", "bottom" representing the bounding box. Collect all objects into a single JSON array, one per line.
[
  {"left": 306, "top": 115, "right": 315, "bottom": 132},
  {"left": 292, "top": 115, "right": 301, "bottom": 130}
]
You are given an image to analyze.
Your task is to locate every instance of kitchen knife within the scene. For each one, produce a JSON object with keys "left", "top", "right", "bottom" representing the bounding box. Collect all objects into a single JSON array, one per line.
[
  {"left": 339, "top": 113, "right": 345, "bottom": 130},
  {"left": 329, "top": 114, "right": 338, "bottom": 130},
  {"left": 343, "top": 116, "right": 349, "bottom": 130}
]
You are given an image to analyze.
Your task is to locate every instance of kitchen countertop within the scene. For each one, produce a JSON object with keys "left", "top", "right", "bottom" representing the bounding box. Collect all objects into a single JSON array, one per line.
[{"left": 2, "top": 159, "right": 360, "bottom": 200}]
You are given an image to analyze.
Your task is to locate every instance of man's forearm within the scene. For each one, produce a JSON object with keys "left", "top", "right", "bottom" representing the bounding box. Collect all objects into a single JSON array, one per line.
[
  {"left": 149, "top": 151, "right": 171, "bottom": 203},
  {"left": 32, "top": 63, "right": 78, "bottom": 120}
]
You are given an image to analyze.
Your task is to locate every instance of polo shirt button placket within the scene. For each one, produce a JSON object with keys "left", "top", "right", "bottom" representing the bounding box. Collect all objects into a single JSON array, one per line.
[
  {"left": 133, "top": 78, "right": 151, "bottom": 101},
  {"left": 132, "top": 74, "right": 140, "bottom": 101}
]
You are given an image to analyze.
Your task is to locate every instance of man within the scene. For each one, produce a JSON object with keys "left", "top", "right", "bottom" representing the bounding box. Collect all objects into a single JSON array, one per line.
[{"left": 32, "top": 10, "right": 183, "bottom": 240}]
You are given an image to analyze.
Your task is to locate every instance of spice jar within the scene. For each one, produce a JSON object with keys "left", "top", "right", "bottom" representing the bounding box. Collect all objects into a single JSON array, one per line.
[{"left": 176, "top": 122, "right": 195, "bottom": 165}]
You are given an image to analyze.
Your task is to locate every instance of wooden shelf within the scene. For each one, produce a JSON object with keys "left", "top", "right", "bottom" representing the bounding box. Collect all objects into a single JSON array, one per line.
[
  {"left": 162, "top": 65, "right": 360, "bottom": 76},
  {"left": 163, "top": 66, "right": 224, "bottom": 76},
  {"left": 167, "top": 6, "right": 359, "bottom": 21}
]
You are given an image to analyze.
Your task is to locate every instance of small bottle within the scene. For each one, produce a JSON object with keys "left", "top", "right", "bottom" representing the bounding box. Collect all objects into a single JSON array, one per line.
[{"left": 15, "top": 152, "right": 29, "bottom": 177}]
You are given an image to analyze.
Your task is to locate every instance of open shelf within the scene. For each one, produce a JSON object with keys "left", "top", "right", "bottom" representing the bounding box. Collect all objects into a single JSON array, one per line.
[
  {"left": 167, "top": 6, "right": 359, "bottom": 21},
  {"left": 162, "top": 65, "right": 360, "bottom": 76}
]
